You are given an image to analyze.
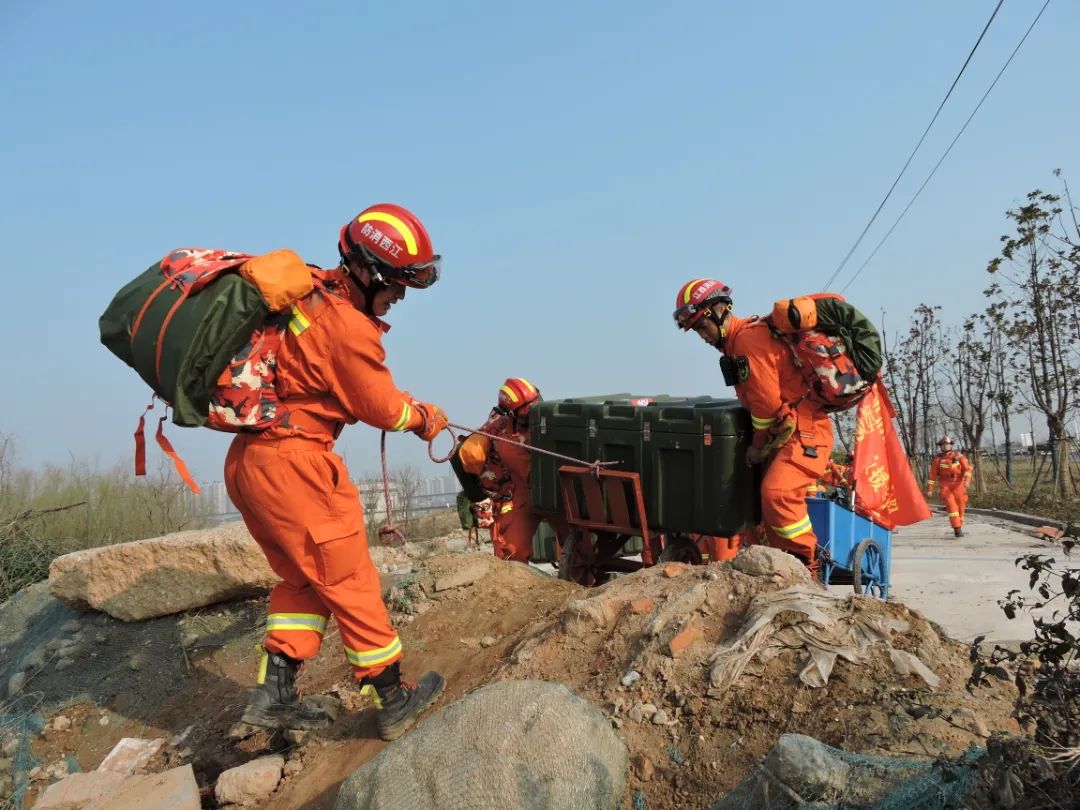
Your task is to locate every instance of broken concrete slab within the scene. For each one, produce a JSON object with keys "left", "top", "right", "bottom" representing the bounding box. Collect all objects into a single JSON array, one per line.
[{"left": 33, "top": 764, "right": 199, "bottom": 810}]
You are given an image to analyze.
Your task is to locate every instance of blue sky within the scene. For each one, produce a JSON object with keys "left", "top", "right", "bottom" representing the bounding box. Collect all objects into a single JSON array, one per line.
[{"left": 1, "top": 0, "right": 1076, "bottom": 485}]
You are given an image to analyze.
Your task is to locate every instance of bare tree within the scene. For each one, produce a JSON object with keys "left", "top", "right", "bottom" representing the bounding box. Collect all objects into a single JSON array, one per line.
[
  {"left": 358, "top": 475, "right": 383, "bottom": 541},
  {"left": 986, "top": 179, "right": 1080, "bottom": 497},
  {"left": 938, "top": 317, "right": 994, "bottom": 496},
  {"left": 984, "top": 312, "right": 1018, "bottom": 484},
  {"left": 883, "top": 304, "right": 946, "bottom": 483},
  {"left": 391, "top": 465, "right": 421, "bottom": 526}
]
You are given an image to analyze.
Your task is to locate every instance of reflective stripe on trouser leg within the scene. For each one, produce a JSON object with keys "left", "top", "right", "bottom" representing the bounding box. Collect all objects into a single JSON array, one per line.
[
  {"left": 224, "top": 435, "right": 403, "bottom": 681},
  {"left": 344, "top": 635, "right": 403, "bottom": 670},
  {"left": 759, "top": 438, "right": 829, "bottom": 559},
  {"left": 942, "top": 488, "right": 963, "bottom": 529}
]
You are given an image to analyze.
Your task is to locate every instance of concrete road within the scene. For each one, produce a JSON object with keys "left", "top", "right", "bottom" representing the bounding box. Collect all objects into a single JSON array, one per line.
[{"left": 889, "top": 512, "right": 1065, "bottom": 644}]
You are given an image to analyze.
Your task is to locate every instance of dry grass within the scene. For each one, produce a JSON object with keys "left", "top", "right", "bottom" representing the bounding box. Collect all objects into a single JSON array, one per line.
[
  {"left": 970, "top": 455, "right": 1080, "bottom": 524},
  {"left": 0, "top": 437, "right": 208, "bottom": 602}
]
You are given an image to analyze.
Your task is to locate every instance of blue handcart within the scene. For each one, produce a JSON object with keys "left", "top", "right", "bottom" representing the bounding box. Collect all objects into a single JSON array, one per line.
[{"left": 807, "top": 494, "right": 892, "bottom": 599}]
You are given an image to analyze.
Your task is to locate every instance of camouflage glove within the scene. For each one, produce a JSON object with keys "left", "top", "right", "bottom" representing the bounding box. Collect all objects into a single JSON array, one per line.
[
  {"left": 745, "top": 415, "right": 796, "bottom": 465},
  {"left": 412, "top": 402, "right": 449, "bottom": 442}
]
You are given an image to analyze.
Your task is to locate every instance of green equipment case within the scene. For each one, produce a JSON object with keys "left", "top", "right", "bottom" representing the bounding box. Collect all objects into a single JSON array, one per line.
[{"left": 529, "top": 395, "right": 759, "bottom": 554}]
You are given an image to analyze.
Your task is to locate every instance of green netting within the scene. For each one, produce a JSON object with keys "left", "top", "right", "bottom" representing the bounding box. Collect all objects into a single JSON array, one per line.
[
  {"left": 710, "top": 734, "right": 983, "bottom": 810},
  {"left": 1, "top": 697, "right": 45, "bottom": 810}
]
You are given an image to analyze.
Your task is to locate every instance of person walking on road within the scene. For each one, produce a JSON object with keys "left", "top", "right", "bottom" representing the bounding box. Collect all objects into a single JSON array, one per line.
[{"left": 927, "top": 435, "right": 972, "bottom": 538}]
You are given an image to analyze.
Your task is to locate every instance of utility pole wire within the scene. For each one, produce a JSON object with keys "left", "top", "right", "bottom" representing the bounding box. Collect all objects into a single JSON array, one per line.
[
  {"left": 840, "top": 0, "right": 1051, "bottom": 294},
  {"left": 822, "top": 0, "right": 1006, "bottom": 291}
]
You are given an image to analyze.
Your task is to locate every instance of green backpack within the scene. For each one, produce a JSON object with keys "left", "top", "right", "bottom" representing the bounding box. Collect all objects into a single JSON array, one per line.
[{"left": 766, "top": 293, "right": 882, "bottom": 411}]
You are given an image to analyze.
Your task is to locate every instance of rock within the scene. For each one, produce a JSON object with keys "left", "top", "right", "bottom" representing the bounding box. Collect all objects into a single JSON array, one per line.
[
  {"left": 98, "top": 715, "right": 110, "bottom": 727},
  {"left": 649, "top": 584, "right": 709, "bottom": 637},
  {"left": 951, "top": 708, "right": 990, "bottom": 738},
  {"left": 302, "top": 694, "right": 341, "bottom": 721},
  {"left": 731, "top": 546, "right": 813, "bottom": 586},
  {"left": 215, "top": 755, "right": 285, "bottom": 806},
  {"left": 45, "top": 760, "right": 70, "bottom": 780},
  {"left": 1, "top": 735, "right": 18, "bottom": 757},
  {"left": 61, "top": 619, "right": 83, "bottom": 634},
  {"left": 640, "top": 703, "right": 658, "bottom": 719},
  {"left": 48, "top": 522, "right": 282, "bottom": 621},
  {"left": 627, "top": 703, "right": 648, "bottom": 724},
  {"left": 652, "top": 709, "right": 670, "bottom": 725},
  {"left": 52, "top": 716, "right": 72, "bottom": 732},
  {"left": 334, "top": 681, "right": 627, "bottom": 810},
  {"left": 33, "top": 765, "right": 200, "bottom": 810},
  {"left": 56, "top": 657, "right": 75, "bottom": 671},
  {"left": 629, "top": 599, "right": 655, "bottom": 614},
  {"left": 128, "top": 655, "right": 145, "bottom": 672},
  {"left": 668, "top": 623, "right": 703, "bottom": 658},
  {"left": 632, "top": 755, "right": 655, "bottom": 782},
  {"left": 23, "top": 649, "right": 46, "bottom": 672},
  {"left": 764, "top": 734, "right": 851, "bottom": 797},
  {"left": 7, "top": 671, "right": 26, "bottom": 697},
  {"left": 663, "top": 563, "right": 689, "bottom": 578},
  {"left": 620, "top": 670, "right": 641, "bottom": 687},
  {"left": 45, "top": 638, "right": 64, "bottom": 653},
  {"left": 561, "top": 597, "right": 616, "bottom": 635},
  {"left": 98, "top": 737, "right": 166, "bottom": 776},
  {"left": 283, "top": 758, "right": 303, "bottom": 778},
  {"left": 480, "top": 635, "right": 498, "bottom": 648}
]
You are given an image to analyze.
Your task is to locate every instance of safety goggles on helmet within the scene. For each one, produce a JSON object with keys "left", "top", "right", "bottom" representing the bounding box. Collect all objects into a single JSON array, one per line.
[
  {"left": 349, "top": 241, "right": 441, "bottom": 289},
  {"left": 674, "top": 301, "right": 714, "bottom": 330}
]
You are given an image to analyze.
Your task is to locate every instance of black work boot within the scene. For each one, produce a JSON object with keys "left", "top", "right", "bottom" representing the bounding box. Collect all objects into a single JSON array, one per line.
[
  {"left": 954, "top": 527, "right": 964, "bottom": 538},
  {"left": 360, "top": 662, "right": 445, "bottom": 741},
  {"left": 241, "top": 650, "right": 332, "bottom": 730}
]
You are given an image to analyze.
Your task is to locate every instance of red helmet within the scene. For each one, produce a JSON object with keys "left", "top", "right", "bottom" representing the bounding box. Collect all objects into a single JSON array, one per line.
[
  {"left": 938, "top": 435, "right": 955, "bottom": 447},
  {"left": 498, "top": 377, "right": 541, "bottom": 414},
  {"left": 338, "top": 203, "right": 441, "bottom": 289},
  {"left": 673, "top": 278, "right": 733, "bottom": 330}
]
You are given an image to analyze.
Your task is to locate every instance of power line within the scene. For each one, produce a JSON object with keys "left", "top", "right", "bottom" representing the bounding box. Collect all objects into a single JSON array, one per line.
[
  {"left": 840, "top": 0, "right": 1051, "bottom": 294},
  {"left": 821, "top": 0, "right": 1006, "bottom": 290}
]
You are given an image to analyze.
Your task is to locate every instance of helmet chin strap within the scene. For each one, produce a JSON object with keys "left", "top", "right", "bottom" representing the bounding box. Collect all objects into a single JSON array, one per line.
[
  {"left": 710, "top": 304, "right": 732, "bottom": 349},
  {"left": 342, "top": 259, "right": 389, "bottom": 315}
]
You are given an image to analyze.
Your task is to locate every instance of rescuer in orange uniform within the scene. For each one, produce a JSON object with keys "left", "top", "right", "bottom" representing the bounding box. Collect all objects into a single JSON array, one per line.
[
  {"left": 822, "top": 455, "right": 853, "bottom": 490},
  {"left": 674, "top": 279, "right": 833, "bottom": 569},
  {"left": 458, "top": 378, "right": 544, "bottom": 562},
  {"left": 224, "top": 204, "right": 447, "bottom": 740},
  {"left": 927, "top": 435, "right": 972, "bottom": 538}
]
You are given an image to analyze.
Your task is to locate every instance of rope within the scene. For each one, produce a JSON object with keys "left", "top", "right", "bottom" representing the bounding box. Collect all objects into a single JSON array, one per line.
[
  {"left": 446, "top": 421, "right": 621, "bottom": 473},
  {"left": 377, "top": 431, "right": 406, "bottom": 547},
  {"left": 375, "top": 419, "right": 620, "bottom": 545}
]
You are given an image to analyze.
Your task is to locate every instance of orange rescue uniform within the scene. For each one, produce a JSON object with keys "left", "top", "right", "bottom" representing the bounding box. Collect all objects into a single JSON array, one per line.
[
  {"left": 224, "top": 271, "right": 429, "bottom": 680},
  {"left": 458, "top": 412, "right": 537, "bottom": 562},
  {"left": 724, "top": 315, "right": 834, "bottom": 562},
  {"left": 928, "top": 450, "right": 972, "bottom": 530}
]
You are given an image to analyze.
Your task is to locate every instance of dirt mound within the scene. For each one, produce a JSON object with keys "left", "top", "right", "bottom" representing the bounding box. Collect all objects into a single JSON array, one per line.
[
  {"left": 492, "top": 559, "right": 1020, "bottom": 809},
  {"left": 5, "top": 547, "right": 1021, "bottom": 810}
]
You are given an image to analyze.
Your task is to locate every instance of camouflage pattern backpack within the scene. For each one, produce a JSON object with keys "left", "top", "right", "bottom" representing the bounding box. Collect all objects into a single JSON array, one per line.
[
  {"left": 766, "top": 293, "right": 882, "bottom": 412},
  {"left": 99, "top": 247, "right": 319, "bottom": 489}
]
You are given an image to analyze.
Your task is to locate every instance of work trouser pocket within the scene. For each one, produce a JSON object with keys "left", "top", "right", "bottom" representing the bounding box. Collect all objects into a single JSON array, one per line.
[{"left": 308, "top": 519, "right": 362, "bottom": 586}]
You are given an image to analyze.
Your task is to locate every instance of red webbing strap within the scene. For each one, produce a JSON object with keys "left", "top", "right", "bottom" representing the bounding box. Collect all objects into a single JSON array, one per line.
[
  {"left": 155, "top": 410, "right": 201, "bottom": 494},
  {"left": 134, "top": 396, "right": 157, "bottom": 476}
]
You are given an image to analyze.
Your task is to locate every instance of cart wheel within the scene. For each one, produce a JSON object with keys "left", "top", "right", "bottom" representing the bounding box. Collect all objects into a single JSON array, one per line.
[
  {"left": 558, "top": 530, "right": 605, "bottom": 587},
  {"left": 852, "top": 539, "right": 886, "bottom": 598},
  {"left": 657, "top": 535, "right": 703, "bottom": 566}
]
